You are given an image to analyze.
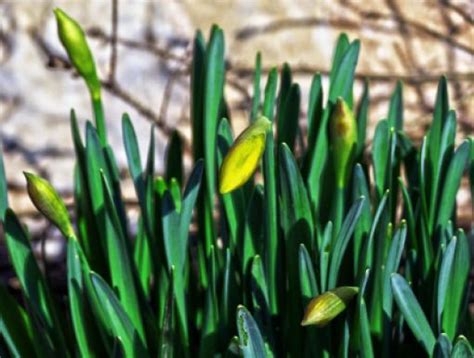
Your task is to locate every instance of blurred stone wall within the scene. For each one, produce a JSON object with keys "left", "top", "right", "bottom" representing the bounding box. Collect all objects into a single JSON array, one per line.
[{"left": 0, "top": 0, "right": 473, "bottom": 221}]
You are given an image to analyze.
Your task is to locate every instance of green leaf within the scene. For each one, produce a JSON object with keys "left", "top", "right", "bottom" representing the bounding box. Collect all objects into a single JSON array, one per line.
[
  {"left": 451, "top": 336, "right": 473, "bottom": 358},
  {"left": 299, "top": 244, "right": 319, "bottom": 304},
  {"left": 442, "top": 231, "right": 470, "bottom": 340},
  {"left": 382, "top": 221, "right": 407, "bottom": 319},
  {"left": 387, "top": 81, "right": 403, "bottom": 131},
  {"left": 237, "top": 305, "right": 267, "bottom": 358},
  {"left": 159, "top": 267, "right": 175, "bottom": 358},
  {"left": 100, "top": 171, "right": 146, "bottom": 343},
  {"left": 436, "top": 140, "right": 471, "bottom": 231},
  {"left": 355, "top": 79, "right": 369, "bottom": 160},
  {"left": 0, "top": 285, "right": 36, "bottom": 357},
  {"left": 433, "top": 333, "right": 452, "bottom": 358},
  {"left": 90, "top": 272, "right": 148, "bottom": 357},
  {"left": 162, "top": 160, "right": 204, "bottom": 273},
  {"left": 358, "top": 298, "right": 374, "bottom": 358},
  {"left": 437, "top": 235, "right": 456, "bottom": 332},
  {"left": 391, "top": 273, "right": 436, "bottom": 355},
  {"left": 249, "top": 255, "right": 272, "bottom": 351},
  {"left": 68, "top": 239, "right": 103, "bottom": 357},
  {"left": 352, "top": 164, "right": 372, "bottom": 275},
  {"left": 327, "top": 196, "right": 365, "bottom": 289},
  {"left": 306, "top": 73, "right": 323, "bottom": 156},
  {"left": 165, "top": 130, "right": 184, "bottom": 185},
  {"left": 243, "top": 185, "right": 264, "bottom": 273},
  {"left": 319, "top": 221, "right": 333, "bottom": 292},
  {"left": 203, "top": 25, "right": 225, "bottom": 241},
  {"left": 4, "top": 209, "right": 67, "bottom": 355},
  {"left": 328, "top": 39, "right": 360, "bottom": 107},
  {"left": 277, "top": 83, "right": 300, "bottom": 151},
  {"left": 262, "top": 67, "right": 279, "bottom": 315},
  {"left": 372, "top": 120, "right": 390, "bottom": 200},
  {"left": 250, "top": 52, "right": 262, "bottom": 123}
]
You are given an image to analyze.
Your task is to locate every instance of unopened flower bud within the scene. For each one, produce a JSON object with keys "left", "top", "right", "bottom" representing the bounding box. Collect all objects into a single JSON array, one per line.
[
  {"left": 54, "top": 8, "right": 100, "bottom": 99},
  {"left": 301, "top": 286, "right": 359, "bottom": 326},
  {"left": 330, "top": 98, "right": 357, "bottom": 188},
  {"left": 219, "top": 116, "right": 271, "bottom": 194},
  {"left": 24, "top": 172, "right": 74, "bottom": 238}
]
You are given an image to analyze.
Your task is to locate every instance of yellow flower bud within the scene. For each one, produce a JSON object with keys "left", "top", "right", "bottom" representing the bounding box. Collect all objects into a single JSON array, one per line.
[
  {"left": 24, "top": 172, "right": 74, "bottom": 238},
  {"left": 219, "top": 116, "right": 271, "bottom": 194},
  {"left": 330, "top": 98, "right": 357, "bottom": 188},
  {"left": 54, "top": 8, "right": 100, "bottom": 99},
  {"left": 301, "top": 286, "right": 358, "bottom": 326}
]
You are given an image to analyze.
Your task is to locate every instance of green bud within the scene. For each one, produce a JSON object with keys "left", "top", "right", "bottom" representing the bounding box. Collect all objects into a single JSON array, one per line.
[
  {"left": 54, "top": 8, "right": 100, "bottom": 99},
  {"left": 24, "top": 172, "right": 74, "bottom": 238},
  {"left": 330, "top": 98, "right": 357, "bottom": 188},
  {"left": 301, "top": 286, "right": 358, "bottom": 326}
]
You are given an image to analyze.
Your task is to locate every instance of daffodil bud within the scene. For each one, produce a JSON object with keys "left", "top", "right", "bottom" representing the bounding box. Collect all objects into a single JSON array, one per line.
[
  {"left": 24, "top": 172, "right": 74, "bottom": 238},
  {"left": 330, "top": 97, "right": 357, "bottom": 188},
  {"left": 301, "top": 286, "right": 358, "bottom": 326},
  {"left": 54, "top": 8, "right": 100, "bottom": 99},
  {"left": 219, "top": 116, "right": 271, "bottom": 194}
]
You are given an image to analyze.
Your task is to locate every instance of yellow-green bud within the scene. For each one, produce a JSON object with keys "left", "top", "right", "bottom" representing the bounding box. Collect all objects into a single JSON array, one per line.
[
  {"left": 330, "top": 98, "right": 357, "bottom": 188},
  {"left": 301, "top": 286, "right": 358, "bottom": 326},
  {"left": 54, "top": 8, "right": 100, "bottom": 99},
  {"left": 219, "top": 116, "right": 271, "bottom": 194},
  {"left": 24, "top": 172, "right": 74, "bottom": 238}
]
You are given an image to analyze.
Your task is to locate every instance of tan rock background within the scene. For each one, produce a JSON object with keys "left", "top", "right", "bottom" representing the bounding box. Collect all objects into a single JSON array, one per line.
[{"left": 0, "top": 0, "right": 473, "bottom": 225}]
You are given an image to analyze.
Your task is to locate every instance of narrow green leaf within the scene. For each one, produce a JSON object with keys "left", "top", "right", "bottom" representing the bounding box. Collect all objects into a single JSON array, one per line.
[
  {"left": 4, "top": 209, "right": 67, "bottom": 355},
  {"left": 90, "top": 272, "right": 148, "bottom": 357},
  {"left": 277, "top": 83, "right": 300, "bottom": 151},
  {"left": 68, "top": 239, "right": 102, "bottom": 357},
  {"left": 433, "top": 333, "right": 452, "bottom": 358},
  {"left": 359, "top": 298, "right": 374, "bottom": 358},
  {"left": 442, "top": 230, "right": 470, "bottom": 340},
  {"left": 436, "top": 140, "right": 471, "bottom": 230},
  {"left": 387, "top": 81, "right": 403, "bottom": 130},
  {"left": 372, "top": 120, "right": 390, "bottom": 200},
  {"left": 382, "top": 221, "right": 407, "bottom": 319},
  {"left": 437, "top": 235, "right": 456, "bottom": 331},
  {"left": 250, "top": 52, "right": 262, "bottom": 123},
  {"left": 391, "top": 273, "right": 436, "bottom": 354},
  {"left": 262, "top": 68, "right": 279, "bottom": 315},
  {"left": 328, "top": 39, "right": 360, "bottom": 106},
  {"left": 451, "top": 336, "right": 473, "bottom": 357},
  {"left": 328, "top": 196, "right": 365, "bottom": 289},
  {"left": 0, "top": 285, "right": 36, "bottom": 357},
  {"left": 237, "top": 305, "right": 267, "bottom": 358},
  {"left": 165, "top": 130, "right": 184, "bottom": 185},
  {"left": 355, "top": 79, "right": 369, "bottom": 160},
  {"left": 299, "top": 244, "right": 319, "bottom": 303}
]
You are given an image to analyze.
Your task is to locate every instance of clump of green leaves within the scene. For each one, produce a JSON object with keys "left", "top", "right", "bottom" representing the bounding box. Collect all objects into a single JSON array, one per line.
[{"left": 0, "top": 8, "right": 472, "bottom": 358}]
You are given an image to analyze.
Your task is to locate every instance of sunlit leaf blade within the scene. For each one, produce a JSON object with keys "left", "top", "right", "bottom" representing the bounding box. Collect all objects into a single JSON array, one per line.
[
  {"left": 250, "top": 52, "right": 262, "bottom": 123},
  {"left": 90, "top": 272, "right": 148, "bottom": 357},
  {"left": 391, "top": 273, "right": 436, "bottom": 355},
  {"left": 327, "top": 196, "right": 365, "bottom": 289},
  {"left": 387, "top": 81, "right": 403, "bottom": 131},
  {"left": 436, "top": 140, "right": 471, "bottom": 231},
  {"left": 355, "top": 79, "right": 369, "bottom": 160}
]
